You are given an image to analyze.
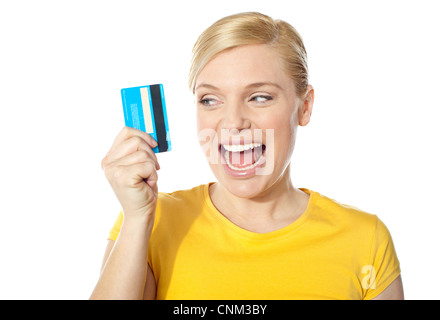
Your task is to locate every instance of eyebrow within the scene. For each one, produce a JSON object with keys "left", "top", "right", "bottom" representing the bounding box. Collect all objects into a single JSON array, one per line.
[
  {"left": 195, "top": 82, "right": 283, "bottom": 92},
  {"left": 245, "top": 82, "right": 283, "bottom": 90},
  {"left": 195, "top": 83, "right": 219, "bottom": 91}
]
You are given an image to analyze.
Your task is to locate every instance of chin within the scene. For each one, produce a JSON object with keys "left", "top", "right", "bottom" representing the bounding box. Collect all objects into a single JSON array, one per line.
[
  {"left": 223, "top": 177, "right": 268, "bottom": 199},
  {"left": 210, "top": 162, "right": 284, "bottom": 200}
]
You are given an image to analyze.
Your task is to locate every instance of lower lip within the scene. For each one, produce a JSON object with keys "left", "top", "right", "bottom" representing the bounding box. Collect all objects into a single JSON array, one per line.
[{"left": 221, "top": 150, "right": 266, "bottom": 178}]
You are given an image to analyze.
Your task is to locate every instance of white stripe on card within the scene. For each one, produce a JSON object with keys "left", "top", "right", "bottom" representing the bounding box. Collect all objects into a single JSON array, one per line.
[{"left": 140, "top": 87, "right": 154, "bottom": 134}]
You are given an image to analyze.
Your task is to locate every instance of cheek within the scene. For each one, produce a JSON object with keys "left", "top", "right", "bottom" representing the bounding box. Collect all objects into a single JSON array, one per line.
[
  {"left": 197, "top": 113, "right": 214, "bottom": 145},
  {"left": 266, "top": 113, "right": 297, "bottom": 159},
  {"left": 266, "top": 113, "right": 295, "bottom": 139},
  {"left": 197, "top": 113, "right": 220, "bottom": 163},
  {"left": 196, "top": 110, "right": 216, "bottom": 132},
  {"left": 197, "top": 114, "right": 210, "bottom": 148},
  {"left": 196, "top": 111, "right": 204, "bottom": 132}
]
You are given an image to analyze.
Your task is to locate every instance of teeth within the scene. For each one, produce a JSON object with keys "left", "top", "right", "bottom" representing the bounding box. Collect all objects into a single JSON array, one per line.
[{"left": 223, "top": 143, "right": 262, "bottom": 152}]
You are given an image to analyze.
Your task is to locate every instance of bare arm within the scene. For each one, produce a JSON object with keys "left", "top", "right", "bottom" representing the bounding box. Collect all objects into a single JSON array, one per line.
[
  {"left": 90, "top": 217, "right": 153, "bottom": 299},
  {"left": 372, "top": 275, "right": 404, "bottom": 300},
  {"left": 94, "top": 239, "right": 157, "bottom": 300},
  {"left": 90, "top": 127, "right": 160, "bottom": 300}
]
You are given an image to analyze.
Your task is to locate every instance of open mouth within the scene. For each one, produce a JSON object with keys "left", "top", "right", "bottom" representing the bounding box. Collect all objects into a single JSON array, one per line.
[{"left": 220, "top": 143, "right": 266, "bottom": 171}]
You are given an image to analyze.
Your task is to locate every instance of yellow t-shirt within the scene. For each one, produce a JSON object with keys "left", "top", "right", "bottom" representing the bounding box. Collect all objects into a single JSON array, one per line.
[{"left": 108, "top": 184, "right": 400, "bottom": 300}]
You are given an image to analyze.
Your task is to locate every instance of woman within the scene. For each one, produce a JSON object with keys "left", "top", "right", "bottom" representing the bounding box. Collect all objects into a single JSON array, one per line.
[{"left": 91, "top": 12, "right": 403, "bottom": 300}]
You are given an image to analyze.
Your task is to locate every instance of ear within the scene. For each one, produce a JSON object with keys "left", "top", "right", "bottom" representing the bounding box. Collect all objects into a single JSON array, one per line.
[{"left": 298, "top": 85, "right": 314, "bottom": 126}]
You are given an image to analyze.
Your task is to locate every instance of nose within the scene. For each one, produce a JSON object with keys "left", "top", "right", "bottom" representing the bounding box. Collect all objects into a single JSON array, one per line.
[{"left": 221, "top": 102, "right": 251, "bottom": 132}]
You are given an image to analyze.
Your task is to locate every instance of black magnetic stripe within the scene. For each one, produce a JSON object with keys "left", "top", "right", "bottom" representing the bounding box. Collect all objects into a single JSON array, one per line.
[{"left": 150, "top": 84, "right": 168, "bottom": 152}]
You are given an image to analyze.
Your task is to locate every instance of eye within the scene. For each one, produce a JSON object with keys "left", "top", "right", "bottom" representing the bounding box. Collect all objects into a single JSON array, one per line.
[
  {"left": 198, "top": 95, "right": 221, "bottom": 108},
  {"left": 250, "top": 95, "right": 273, "bottom": 103},
  {"left": 199, "top": 98, "right": 216, "bottom": 106},
  {"left": 199, "top": 99, "right": 213, "bottom": 105}
]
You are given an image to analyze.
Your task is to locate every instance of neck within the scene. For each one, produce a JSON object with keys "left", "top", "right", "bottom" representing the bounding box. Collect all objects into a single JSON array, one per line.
[{"left": 210, "top": 165, "right": 309, "bottom": 233}]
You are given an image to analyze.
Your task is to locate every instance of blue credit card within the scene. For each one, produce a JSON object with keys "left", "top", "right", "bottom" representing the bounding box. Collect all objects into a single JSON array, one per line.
[{"left": 121, "top": 84, "right": 171, "bottom": 153}]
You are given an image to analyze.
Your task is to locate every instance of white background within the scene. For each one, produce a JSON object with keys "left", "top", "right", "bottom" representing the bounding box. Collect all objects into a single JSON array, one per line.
[{"left": 0, "top": 0, "right": 439, "bottom": 299}]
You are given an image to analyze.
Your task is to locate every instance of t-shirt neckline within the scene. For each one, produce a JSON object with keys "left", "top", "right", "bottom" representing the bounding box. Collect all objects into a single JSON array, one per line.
[{"left": 202, "top": 182, "right": 315, "bottom": 241}]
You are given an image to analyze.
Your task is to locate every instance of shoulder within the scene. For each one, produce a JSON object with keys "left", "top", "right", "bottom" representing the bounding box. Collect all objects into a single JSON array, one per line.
[
  {"left": 304, "top": 188, "right": 378, "bottom": 225},
  {"left": 303, "top": 189, "right": 400, "bottom": 281},
  {"left": 147, "top": 184, "right": 210, "bottom": 248},
  {"left": 303, "top": 188, "right": 399, "bottom": 263},
  {"left": 153, "top": 184, "right": 208, "bottom": 229},
  {"left": 301, "top": 188, "right": 383, "bottom": 244},
  {"left": 157, "top": 183, "right": 207, "bottom": 210}
]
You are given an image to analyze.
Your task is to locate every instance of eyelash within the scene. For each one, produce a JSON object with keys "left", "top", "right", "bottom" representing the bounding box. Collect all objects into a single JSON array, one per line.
[
  {"left": 250, "top": 95, "right": 273, "bottom": 103},
  {"left": 198, "top": 98, "right": 217, "bottom": 106}
]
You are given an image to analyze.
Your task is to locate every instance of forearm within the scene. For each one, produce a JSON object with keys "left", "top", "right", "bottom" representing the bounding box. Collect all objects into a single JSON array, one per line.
[{"left": 90, "top": 216, "right": 153, "bottom": 300}]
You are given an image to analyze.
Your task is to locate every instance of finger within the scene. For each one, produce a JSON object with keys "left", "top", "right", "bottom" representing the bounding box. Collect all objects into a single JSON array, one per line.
[
  {"left": 125, "top": 160, "right": 158, "bottom": 188},
  {"left": 105, "top": 136, "right": 159, "bottom": 169},
  {"left": 108, "top": 150, "right": 155, "bottom": 168},
  {"left": 144, "top": 144, "right": 161, "bottom": 170},
  {"left": 112, "top": 127, "right": 158, "bottom": 150},
  {"left": 104, "top": 158, "right": 158, "bottom": 188},
  {"left": 144, "top": 162, "right": 158, "bottom": 189},
  {"left": 102, "top": 136, "right": 148, "bottom": 169}
]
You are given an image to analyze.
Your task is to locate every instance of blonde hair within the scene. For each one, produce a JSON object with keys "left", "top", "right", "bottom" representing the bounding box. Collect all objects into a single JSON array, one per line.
[{"left": 189, "top": 12, "right": 309, "bottom": 96}]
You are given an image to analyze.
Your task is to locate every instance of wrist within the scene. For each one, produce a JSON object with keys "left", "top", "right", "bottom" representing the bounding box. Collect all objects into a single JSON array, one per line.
[{"left": 121, "top": 213, "right": 155, "bottom": 234}]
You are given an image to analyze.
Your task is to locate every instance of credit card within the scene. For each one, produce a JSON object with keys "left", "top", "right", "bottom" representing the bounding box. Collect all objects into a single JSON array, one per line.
[{"left": 121, "top": 84, "right": 171, "bottom": 153}]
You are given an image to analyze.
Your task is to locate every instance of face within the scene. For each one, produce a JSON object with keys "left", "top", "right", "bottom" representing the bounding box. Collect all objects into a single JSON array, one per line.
[{"left": 195, "top": 44, "right": 313, "bottom": 199}]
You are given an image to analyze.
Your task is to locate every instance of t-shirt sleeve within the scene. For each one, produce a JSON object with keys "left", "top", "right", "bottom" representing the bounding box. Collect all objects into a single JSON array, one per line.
[
  {"left": 108, "top": 210, "right": 123, "bottom": 241},
  {"left": 363, "top": 217, "right": 401, "bottom": 300}
]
